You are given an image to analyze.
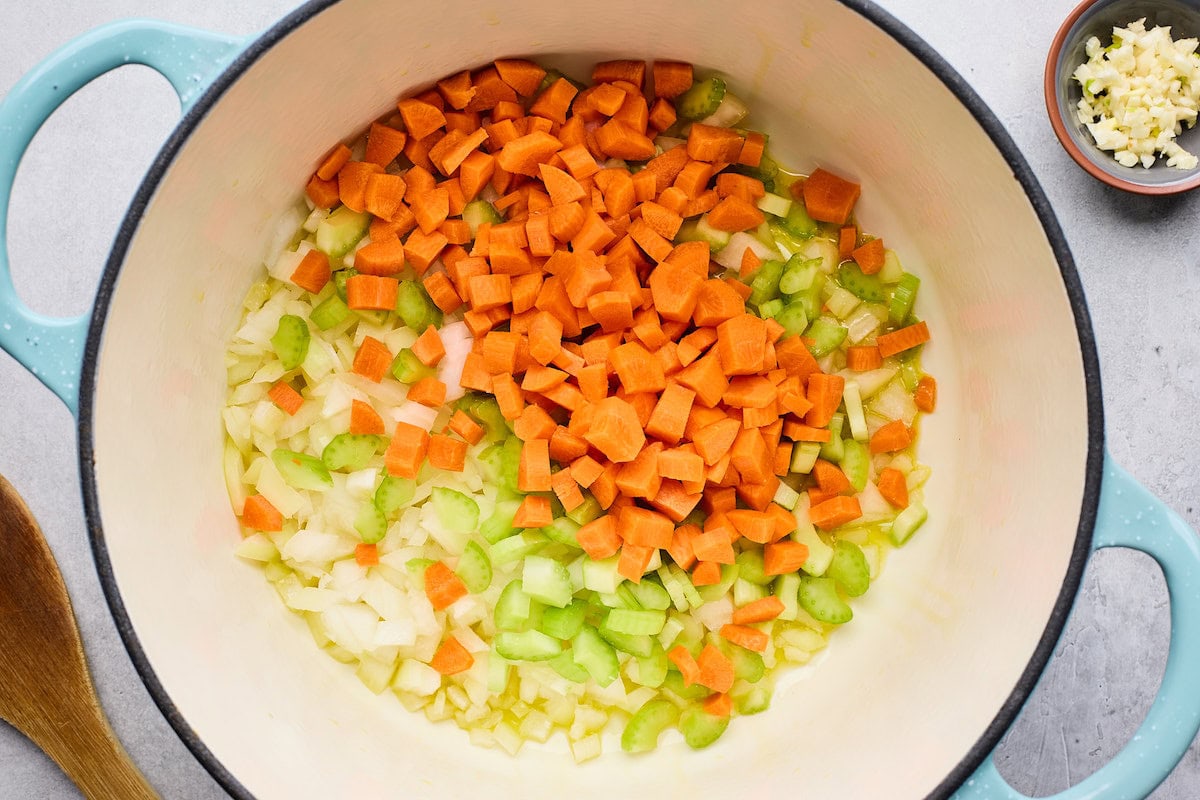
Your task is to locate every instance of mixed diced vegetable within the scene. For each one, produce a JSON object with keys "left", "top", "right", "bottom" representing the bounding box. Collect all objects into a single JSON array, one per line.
[{"left": 223, "top": 56, "right": 936, "bottom": 761}]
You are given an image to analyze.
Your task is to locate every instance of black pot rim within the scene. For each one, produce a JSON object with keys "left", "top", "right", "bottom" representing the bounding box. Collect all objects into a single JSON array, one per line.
[{"left": 75, "top": 1, "right": 1103, "bottom": 798}]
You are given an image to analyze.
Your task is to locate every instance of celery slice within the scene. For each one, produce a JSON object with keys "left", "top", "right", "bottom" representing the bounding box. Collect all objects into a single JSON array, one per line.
[
  {"left": 481, "top": 499, "right": 520, "bottom": 544},
  {"left": 271, "top": 449, "right": 333, "bottom": 491},
  {"left": 565, "top": 493, "right": 603, "bottom": 525},
  {"left": 406, "top": 558, "right": 436, "bottom": 589},
  {"left": 679, "top": 706, "right": 729, "bottom": 749},
  {"left": 889, "top": 272, "right": 920, "bottom": 326},
  {"left": 728, "top": 644, "right": 765, "bottom": 682},
  {"left": 456, "top": 540, "right": 493, "bottom": 593},
  {"left": 798, "top": 576, "right": 853, "bottom": 624},
  {"left": 697, "top": 563, "right": 740, "bottom": 603},
  {"left": 633, "top": 641, "right": 669, "bottom": 689},
  {"left": 781, "top": 202, "right": 819, "bottom": 239},
  {"left": 571, "top": 626, "right": 620, "bottom": 686},
  {"left": 732, "top": 578, "right": 769, "bottom": 607},
  {"left": 662, "top": 670, "right": 708, "bottom": 701},
  {"left": 395, "top": 280, "right": 442, "bottom": 332},
  {"left": 316, "top": 206, "right": 369, "bottom": 257},
  {"left": 494, "top": 630, "right": 561, "bottom": 661},
  {"left": 735, "top": 550, "right": 771, "bottom": 585},
  {"left": 490, "top": 530, "right": 548, "bottom": 565},
  {"left": 463, "top": 200, "right": 503, "bottom": 236},
  {"left": 310, "top": 294, "right": 350, "bottom": 330},
  {"left": 774, "top": 574, "right": 801, "bottom": 621},
  {"left": 628, "top": 579, "right": 672, "bottom": 611},
  {"left": 819, "top": 414, "right": 846, "bottom": 463},
  {"left": 677, "top": 76, "right": 726, "bottom": 121},
  {"left": 271, "top": 315, "right": 310, "bottom": 370},
  {"left": 495, "top": 580, "right": 535, "bottom": 631},
  {"left": 732, "top": 682, "right": 772, "bottom": 715},
  {"left": 548, "top": 649, "right": 590, "bottom": 683},
  {"left": 827, "top": 540, "right": 870, "bottom": 597},
  {"left": 891, "top": 500, "right": 928, "bottom": 546},
  {"left": 840, "top": 439, "right": 870, "bottom": 493},
  {"left": 522, "top": 555, "right": 574, "bottom": 608},
  {"left": 805, "top": 317, "right": 848, "bottom": 357},
  {"left": 540, "top": 598, "right": 587, "bottom": 640},
  {"left": 582, "top": 555, "right": 623, "bottom": 594},
  {"left": 541, "top": 516, "right": 582, "bottom": 548},
  {"left": 322, "top": 433, "right": 382, "bottom": 472},
  {"left": 598, "top": 627, "right": 654, "bottom": 657},
  {"left": 837, "top": 262, "right": 887, "bottom": 302},
  {"left": 604, "top": 609, "right": 667, "bottom": 636},
  {"left": 391, "top": 349, "right": 436, "bottom": 384},
  {"left": 374, "top": 476, "right": 415, "bottom": 520},
  {"left": 354, "top": 502, "right": 387, "bottom": 544},
  {"left": 431, "top": 487, "right": 480, "bottom": 534},
  {"left": 621, "top": 699, "right": 680, "bottom": 753},
  {"left": 790, "top": 441, "right": 822, "bottom": 474}
]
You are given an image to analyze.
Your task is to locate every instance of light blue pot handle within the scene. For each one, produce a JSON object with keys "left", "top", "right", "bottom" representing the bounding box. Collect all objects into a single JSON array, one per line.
[
  {"left": 955, "top": 450, "right": 1200, "bottom": 799},
  {"left": 0, "top": 19, "right": 248, "bottom": 415}
]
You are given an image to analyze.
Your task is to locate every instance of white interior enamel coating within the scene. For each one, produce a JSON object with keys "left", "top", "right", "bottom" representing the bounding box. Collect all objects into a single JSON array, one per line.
[{"left": 90, "top": 0, "right": 1090, "bottom": 797}]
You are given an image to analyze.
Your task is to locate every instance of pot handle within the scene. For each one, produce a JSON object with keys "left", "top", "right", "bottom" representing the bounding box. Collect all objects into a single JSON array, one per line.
[
  {"left": 955, "top": 451, "right": 1200, "bottom": 799},
  {"left": 0, "top": 20, "right": 246, "bottom": 415}
]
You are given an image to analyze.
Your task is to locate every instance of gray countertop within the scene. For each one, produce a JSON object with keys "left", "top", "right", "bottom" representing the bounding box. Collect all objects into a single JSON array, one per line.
[{"left": 1, "top": 0, "right": 1197, "bottom": 797}]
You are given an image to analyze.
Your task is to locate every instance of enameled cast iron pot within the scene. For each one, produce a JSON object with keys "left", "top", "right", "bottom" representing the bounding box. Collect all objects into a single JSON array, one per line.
[{"left": 3, "top": 2, "right": 1200, "bottom": 798}]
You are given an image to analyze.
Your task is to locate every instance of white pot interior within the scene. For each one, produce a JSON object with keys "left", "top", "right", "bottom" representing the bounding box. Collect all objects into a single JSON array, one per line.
[{"left": 90, "top": 0, "right": 1091, "bottom": 797}]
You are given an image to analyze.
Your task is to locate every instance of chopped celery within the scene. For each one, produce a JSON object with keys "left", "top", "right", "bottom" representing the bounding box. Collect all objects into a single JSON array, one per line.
[
  {"left": 354, "top": 502, "right": 387, "bottom": 544},
  {"left": 406, "top": 558, "right": 436, "bottom": 588},
  {"left": 490, "top": 530, "right": 549, "bottom": 565},
  {"left": 455, "top": 394, "right": 509, "bottom": 443},
  {"left": 900, "top": 356, "right": 923, "bottom": 392},
  {"left": 840, "top": 439, "right": 870, "bottom": 493},
  {"left": 321, "top": 433, "right": 381, "bottom": 472},
  {"left": 391, "top": 348, "right": 436, "bottom": 384},
  {"left": 697, "top": 563, "right": 740, "bottom": 603},
  {"left": 481, "top": 499, "right": 520, "bottom": 544},
  {"left": 699, "top": 91, "right": 748, "bottom": 127},
  {"left": 758, "top": 298, "right": 784, "bottom": 319},
  {"left": 735, "top": 550, "right": 771, "bottom": 585},
  {"left": 495, "top": 580, "right": 535, "bottom": 631},
  {"left": 540, "top": 598, "right": 587, "bottom": 640},
  {"left": 495, "top": 630, "right": 561, "bottom": 661},
  {"left": 310, "top": 294, "right": 350, "bottom": 330},
  {"left": 548, "top": 649, "right": 591, "bottom": 682},
  {"left": 756, "top": 192, "right": 792, "bottom": 218},
  {"left": 819, "top": 414, "right": 846, "bottom": 463},
  {"left": 333, "top": 268, "right": 357, "bottom": 301},
  {"left": 488, "top": 646, "right": 511, "bottom": 693},
  {"left": 315, "top": 206, "right": 369, "bottom": 257},
  {"left": 843, "top": 381, "right": 868, "bottom": 442},
  {"left": 566, "top": 492, "right": 603, "bottom": 525},
  {"left": 747, "top": 259, "right": 784, "bottom": 308},
  {"left": 541, "top": 516, "right": 582, "bottom": 548},
  {"left": 824, "top": 285, "right": 861, "bottom": 319},
  {"left": 804, "top": 317, "right": 848, "bottom": 357},
  {"left": 463, "top": 200, "right": 503, "bottom": 236},
  {"left": 598, "top": 627, "right": 654, "bottom": 657},
  {"left": 728, "top": 644, "right": 765, "bottom": 682},
  {"left": 621, "top": 699, "right": 680, "bottom": 753},
  {"left": 679, "top": 706, "right": 729, "bottom": 749},
  {"left": 780, "top": 202, "right": 819, "bottom": 239},
  {"left": 582, "top": 555, "right": 623, "bottom": 594},
  {"left": 827, "top": 540, "right": 870, "bottom": 597},
  {"left": 634, "top": 641, "right": 669, "bottom": 688},
  {"left": 478, "top": 436, "right": 523, "bottom": 493},
  {"left": 603, "top": 609, "right": 667, "bottom": 636},
  {"left": 891, "top": 500, "right": 928, "bottom": 545},
  {"left": 774, "top": 303, "right": 808, "bottom": 338},
  {"left": 837, "top": 262, "right": 886, "bottom": 302},
  {"left": 790, "top": 441, "right": 822, "bottom": 474},
  {"left": 798, "top": 576, "right": 853, "bottom": 624},
  {"left": 889, "top": 272, "right": 920, "bottom": 325},
  {"left": 677, "top": 213, "right": 732, "bottom": 252},
  {"left": 773, "top": 573, "right": 801, "bottom": 620},
  {"left": 271, "top": 315, "right": 310, "bottom": 370},
  {"left": 395, "top": 280, "right": 442, "bottom": 332},
  {"left": 793, "top": 525, "right": 834, "bottom": 577},
  {"left": 271, "top": 448, "right": 333, "bottom": 491},
  {"left": 779, "top": 255, "right": 821, "bottom": 295},
  {"left": 431, "top": 487, "right": 480, "bottom": 533},
  {"left": 733, "top": 578, "right": 769, "bottom": 607},
  {"left": 677, "top": 76, "right": 726, "bottom": 120},
  {"left": 456, "top": 540, "right": 493, "bottom": 593},
  {"left": 572, "top": 626, "right": 620, "bottom": 686},
  {"left": 732, "top": 683, "right": 772, "bottom": 715},
  {"left": 522, "top": 555, "right": 574, "bottom": 608},
  {"left": 615, "top": 582, "right": 644, "bottom": 610},
  {"left": 628, "top": 579, "right": 672, "bottom": 611},
  {"left": 374, "top": 476, "right": 415, "bottom": 520},
  {"left": 662, "top": 670, "right": 708, "bottom": 701}
]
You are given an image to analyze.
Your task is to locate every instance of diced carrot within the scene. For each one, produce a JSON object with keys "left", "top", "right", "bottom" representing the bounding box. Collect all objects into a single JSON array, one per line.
[
  {"left": 870, "top": 420, "right": 913, "bottom": 454},
  {"left": 691, "top": 417, "right": 740, "bottom": 467},
  {"left": 691, "top": 561, "right": 722, "bottom": 586},
  {"left": 647, "top": 97, "right": 678, "bottom": 132},
  {"left": 407, "top": 376, "right": 447, "bottom": 408},
  {"left": 406, "top": 327, "right": 445, "bottom": 369},
  {"left": 696, "top": 644, "right": 735, "bottom": 693},
  {"left": 652, "top": 60, "right": 693, "bottom": 98},
  {"left": 517, "top": 438, "right": 553, "bottom": 492},
  {"left": 737, "top": 475, "right": 780, "bottom": 511},
  {"left": 529, "top": 78, "right": 579, "bottom": 125},
  {"left": 852, "top": 238, "right": 886, "bottom": 275},
  {"left": 646, "top": 261, "right": 704, "bottom": 324},
  {"left": 268, "top": 382, "right": 304, "bottom": 416},
  {"left": 740, "top": 246, "right": 763, "bottom": 278},
  {"left": 350, "top": 399, "right": 386, "bottom": 436},
  {"left": 338, "top": 161, "right": 384, "bottom": 212},
  {"left": 775, "top": 336, "right": 821, "bottom": 381},
  {"left": 691, "top": 529, "right": 736, "bottom": 564},
  {"left": 617, "top": 544, "right": 654, "bottom": 583},
  {"left": 430, "top": 636, "right": 474, "bottom": 675},
  {"left": 549, "top": 426, "right": 590, "bottom": 463},
  {"left": 467, "top": 66, "right": 519, "bottom": 112},
  {"left": 877, "top": 321, "right": 931, "bottom": 358},
  {"left": 289, "top": 249, "right": 331, "bottom": 294},
  {"left": 521, "top": 364, "right": 568, "bottom": 393},
  {"left": 839, "top": 226, "right": 858, "bottom": 260},
  {"left": 675, "top": 351, "right": 729, "bottom": 409},
  {"left": 398, "top": 98, "right": 447, "bottom": 141},
  {"left": 458, "top": 150, "right": 496, "bottom": 201},
  {"left": 686, "top": 124, "right": 745, "bottom": 163},
  {"left": 716, "top": 313, "right": 768, "bottom": 375},
  {"left": 846, "top": 345, "right": 883, "bottom": 372},
  {"left": 726, "top": 508, "right": 775, "bottom": 544},
  {"left": 569, "top": 455, "right": 605, "bottom": 489},
  {"left": 404, "top": 228, "right": 448, "bottom": 275},
  {"left": 436, "top": 70, "right": 476, "bottom": 110},
  {"left": 615, "top": 441, "right": 664, "bottom": 500},
  {"left": 773, "top": 443, "right": 793, "bottom": 476},
  {"left": 760, "top": 541, "right": 809, "bottom": 576},
  {"left": 491, "top": 373, "right": 526, "bottom": 420},
  {"left": 306, "top": 175, "right": 340, "bottom": 209},
  {"left": 582, "top": 396, "right": 646, "bottom": 462},
  {"left": 720, "top": 624, "right": 769, "bottom": 653},
  {"left": 812, "top": 459, "right": 853, "bottom": 496},
  {"left": 427, "top": 433, "right": 467, "bottom": 472},
  {"left": 352, "top": 336, "right": 393, "bottom": 383},
  {"left": 385, "top": 421, "right": 430, "bottom": 479},
  {"left": 241, "top": 494, "right": 283, "bottom": 531},
  {"left": 548, "top": 468, "right": 583, "bottom": 512},
  {"left": 805, "top": 373, "right": 846, "bottom": 428},
  {"left": 459, "top": 352, "right": 493, "bottom": 392},
  {"left": 512, "top": 494, "right": 553, "bottom": 528},
  {"left": 877, "top": 467, "right": 910, "bottom": 508},
  {"left": 497, "top": 130, "right": 563, "bottom": 177},
  {"left": 731, "top": 596, "right": 786, "bottom": 625},
  {"left": 798, "top": 167, "right": 861, "bottom": 224},
  {"left": 354, "top": 237, "right": 407, "bottom": 276},
  {"left": 703, "top": 692, "right": 733, "bottom": 717},
  {"left": 586, "top": 291, "right": 634, "bottom": 333},
  {"left": 669, "top": 644, "right": 703, "bottom": 686},
  {"left": 608, "top": 341, "right": 666, "bottom": 395},
  {"left": 808, "top": 496, "right": 863, "bottom": 531},
  {"left": 593, "top": 119, "right": 657, "bottom": 161},
  {"left": 354, "top": 542, "right": 380, "bottom": 567},
  {"left": 425, "top": 561, "right": 469, "bottom": 610},
  {"left": 645, "top": 383, "right": 696, "bottom": 446},
  {"left": 724, "top": 375, "right": 777, "bottom": 409},
  {"left": 576, "top": 514, "right": 622, "bottom": 559},
  {"left": 493, "top": 58, "right": 547, "bottom": 96},
  {"left": 621, "top": 506, "right": 674, "bottom": 549},
  {"left": 447, "top": 410, "right": 485, "bottom": 445},
  {"left": 914, "top": 375, "right": 938, "bottom": 413},
  {"left": 316, "top": 143, "right": 353, "bottom": 182},
  {"left": 737, "top": 131, "right": 766, "bottom": 167}
]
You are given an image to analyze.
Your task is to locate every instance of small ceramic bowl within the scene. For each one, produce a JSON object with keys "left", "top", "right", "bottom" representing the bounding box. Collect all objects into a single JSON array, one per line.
[{"left": 1045, "top": 0, "right": 1200, "bottom": 194}]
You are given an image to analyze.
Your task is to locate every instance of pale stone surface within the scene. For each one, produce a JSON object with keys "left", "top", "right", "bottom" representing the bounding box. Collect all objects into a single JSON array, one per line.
[{"left": 0, "top": 0, "right": 1195, "bottom": 797}]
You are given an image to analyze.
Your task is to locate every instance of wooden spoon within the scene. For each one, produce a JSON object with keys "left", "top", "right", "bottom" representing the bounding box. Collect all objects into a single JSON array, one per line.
[{"left": 0, "top": 474, "right": 158, "bottom": 799}]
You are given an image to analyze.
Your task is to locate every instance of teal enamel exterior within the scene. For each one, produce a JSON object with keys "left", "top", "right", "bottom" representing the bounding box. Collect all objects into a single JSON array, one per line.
[
  {"left": 0, "top": 20, "right": 245, "bottom": 414},
  {"left": 954, "top": 453, "right": 1200, "bottom": 799}
]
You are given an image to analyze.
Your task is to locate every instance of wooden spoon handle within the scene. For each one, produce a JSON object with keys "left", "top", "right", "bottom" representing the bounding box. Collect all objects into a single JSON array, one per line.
[{"left": 17, "top": 697, "right": 159, "bottom": 800}]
